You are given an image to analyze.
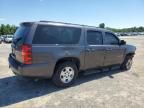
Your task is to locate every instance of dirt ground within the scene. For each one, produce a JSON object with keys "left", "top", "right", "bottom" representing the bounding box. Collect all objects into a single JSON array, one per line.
[{"left": 0, "top": 36, "right": 144, "bottom": 108}]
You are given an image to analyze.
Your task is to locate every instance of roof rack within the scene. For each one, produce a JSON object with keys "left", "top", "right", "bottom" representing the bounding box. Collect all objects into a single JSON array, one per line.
[
  {"left": 39, "top": 20, "right": 86, "bottom": 26},
  {"left": 39, "top": 20, "right": 106, "bottom": 30}
]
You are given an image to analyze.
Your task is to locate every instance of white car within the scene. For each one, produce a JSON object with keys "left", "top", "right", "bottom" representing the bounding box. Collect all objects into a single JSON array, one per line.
[{"left": 4, "top": 35, "right": 13, "bottom": 43}]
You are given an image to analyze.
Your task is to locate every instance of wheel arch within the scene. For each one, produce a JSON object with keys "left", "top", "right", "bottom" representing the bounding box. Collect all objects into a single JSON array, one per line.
[
  {"left": 54, "top": 57, "right": 80, "bottom": 71},
  {"left": 126, "top": 52, "right": 135, "bottom": 58}
]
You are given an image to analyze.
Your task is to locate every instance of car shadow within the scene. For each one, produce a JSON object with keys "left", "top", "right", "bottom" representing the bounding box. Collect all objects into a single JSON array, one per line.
[{"left": 0, "top": 67, "right": 125, "bottom": 107}]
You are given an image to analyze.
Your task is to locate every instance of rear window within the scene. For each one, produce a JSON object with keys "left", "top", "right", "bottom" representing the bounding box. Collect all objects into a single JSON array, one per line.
[
  {"left": 13, "top": 25, "right": 30, "bottom": 40},
  {"left": 33, "top": 25, "right": 81, "bottom": 44}
]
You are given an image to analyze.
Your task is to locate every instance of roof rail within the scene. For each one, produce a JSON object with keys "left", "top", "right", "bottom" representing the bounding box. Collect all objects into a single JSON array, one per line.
[
  {"left": 39, "top": 20, "right": 85, "bottom": 26},
  {"left": 39, "top": 20, "right": 99, "bottom": 27},
  {"left": 39, "top": 20, "right": 102, "bottom": 29}
]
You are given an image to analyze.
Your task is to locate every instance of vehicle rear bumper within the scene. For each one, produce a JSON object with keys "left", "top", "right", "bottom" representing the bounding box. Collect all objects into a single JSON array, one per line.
[{"left": 8, "top": 54, "right": 53, "bottom": 78}]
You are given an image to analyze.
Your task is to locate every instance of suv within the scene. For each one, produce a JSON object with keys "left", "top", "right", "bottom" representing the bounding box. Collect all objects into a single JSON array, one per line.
[{"left": 9, "top": 21, "right": 136, "bottom": 87}]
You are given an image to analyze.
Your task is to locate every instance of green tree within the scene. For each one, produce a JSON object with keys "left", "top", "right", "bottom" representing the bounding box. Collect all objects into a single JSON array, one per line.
[
  {"left": 1, "top": 24, "right": 5, "bottom": 35},
  {"left": 99, "top": 23, "right": 105, "bottom": 28},
  {"left": 5, "top": 24, "right": 11, "bottom": 34},
  {"left": 106, "top": 26, "right": 144, "bottom": 33},
  {"left": 0, "top": 24, "right": 17, "bottom": 36},
  {"left": 10, "top": 25, "right": 17, "bottom": 34},
  {"left": 0, "top": 26, "right": 1, "bottom": 36}
]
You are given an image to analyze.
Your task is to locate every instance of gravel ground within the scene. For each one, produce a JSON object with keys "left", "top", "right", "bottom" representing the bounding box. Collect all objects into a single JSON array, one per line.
[{"left": 0, "top": 36, "right": 144, "bottom": 108}]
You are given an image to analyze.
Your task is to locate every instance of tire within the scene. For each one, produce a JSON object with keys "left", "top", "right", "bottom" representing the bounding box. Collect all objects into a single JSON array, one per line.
[
  {"left": 52, "top": 61, "right": 78, "bottom": 87},
  {"left": 120, "top": 56, "right": 133, "bottom": 70}
]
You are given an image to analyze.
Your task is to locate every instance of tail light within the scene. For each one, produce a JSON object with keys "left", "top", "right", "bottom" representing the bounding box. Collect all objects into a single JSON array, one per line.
[{"left": 21, "top": 44, "right": 32, "bottom": 64}]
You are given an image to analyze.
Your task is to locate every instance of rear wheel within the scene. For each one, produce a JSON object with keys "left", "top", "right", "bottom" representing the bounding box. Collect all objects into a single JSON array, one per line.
[
  {"left": 121, "top": 56, "right": 133, "bottom": 70},
  {"left": 52, "top": 62, "right": 78, "bottom": 87}
]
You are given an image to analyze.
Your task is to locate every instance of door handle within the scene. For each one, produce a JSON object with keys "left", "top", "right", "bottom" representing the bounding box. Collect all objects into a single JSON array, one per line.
[
  {"left": 91, "top": 48, "right": 96, "bottom": 52},
  {"left": 106, "top": 48, "right": 113, "bottom": 51},
  {"left": 85, "top": 48, "right": 96, "bottom": 52},
  {"left": 85, "top": 49, "right": 91, "bottom": 52}
]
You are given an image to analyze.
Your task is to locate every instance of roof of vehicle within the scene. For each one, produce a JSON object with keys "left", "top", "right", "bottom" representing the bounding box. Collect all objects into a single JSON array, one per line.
[{"left": 21, "top": 21, "right": 112, "bottom": 33}]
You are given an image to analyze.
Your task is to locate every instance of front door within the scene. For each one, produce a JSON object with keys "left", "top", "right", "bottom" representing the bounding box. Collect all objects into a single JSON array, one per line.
[
  {"left": 84, "top": 30, "right": 105, "bottom": 69},
  {"left": 103, "top": 32, "right": 125, "bottom": 66}
]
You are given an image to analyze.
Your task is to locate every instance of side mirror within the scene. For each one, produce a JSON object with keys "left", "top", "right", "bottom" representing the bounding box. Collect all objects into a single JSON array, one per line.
[{"left": 120, "top": 40, "right": 126, "bottom": 45}]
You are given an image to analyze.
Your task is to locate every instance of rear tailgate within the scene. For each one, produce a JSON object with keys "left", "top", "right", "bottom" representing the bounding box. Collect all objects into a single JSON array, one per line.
[{"left": 11, "top": 23, "right": 32, "bottom": 63}]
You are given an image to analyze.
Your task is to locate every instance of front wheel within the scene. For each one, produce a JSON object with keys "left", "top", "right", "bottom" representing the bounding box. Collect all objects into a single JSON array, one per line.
[
  {"left": 121, "top": 56, "right": 133, "bottom": 70},
  {"left": 52, "top": 62, "right": 78, "bottom": 87}
]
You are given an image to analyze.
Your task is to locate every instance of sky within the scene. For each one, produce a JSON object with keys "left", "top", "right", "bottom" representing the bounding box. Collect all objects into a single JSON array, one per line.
[{"left": 0, "top": 0, "right": 144, "bottom": 28}]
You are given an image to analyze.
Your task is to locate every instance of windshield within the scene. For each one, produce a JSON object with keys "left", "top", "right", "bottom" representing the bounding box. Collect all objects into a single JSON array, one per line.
[
  {"left": 13, "top": 25, "right": 30, "bottom": 40},
  {"left": 8, "top": 36, "right": 13, "bottom": 38}
]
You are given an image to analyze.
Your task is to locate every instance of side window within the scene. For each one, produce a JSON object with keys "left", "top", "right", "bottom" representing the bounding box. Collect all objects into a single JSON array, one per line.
[
  {"left": 104, "top": 32, "right": 119, "bottom": 45},
  {"left": 33, "top": 25, "right": 81, "bottom": 44},
  {"left": 87, "top": 30, "right": 103, "bottom": 45}
]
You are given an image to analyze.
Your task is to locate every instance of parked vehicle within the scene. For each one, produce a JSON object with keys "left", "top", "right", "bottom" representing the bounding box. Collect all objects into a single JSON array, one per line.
[
  {"left": 0, "top": 35, "right": 5, "bottom": 42},
  {"left": 4, "top": 35, "right": 13, "bottom": 43},
  {"left": 9, "top": 21, "right": 136, "bottom": 87}
]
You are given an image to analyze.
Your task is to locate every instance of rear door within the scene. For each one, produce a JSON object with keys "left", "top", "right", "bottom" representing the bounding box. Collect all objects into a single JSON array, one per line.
[
  {"left": 103, "top": 32, "right": 125, "bottom": 66},
  {"left": 84, "top": 30, "right": 105, "bottom": 69},
  {"left": 11, "top": 23, "right": 32, "bottom": 63}
]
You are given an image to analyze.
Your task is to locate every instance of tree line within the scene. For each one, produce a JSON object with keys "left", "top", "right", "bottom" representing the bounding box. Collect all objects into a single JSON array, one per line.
[
  {"left": 106, "top": 27, "right": 144, "bottom": 33},
  {"left": 99, "top": 23, "right": 144, "bottom": 33},
  {"left": 0, "top": 24, "right": 17, "bottom": 36}
]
